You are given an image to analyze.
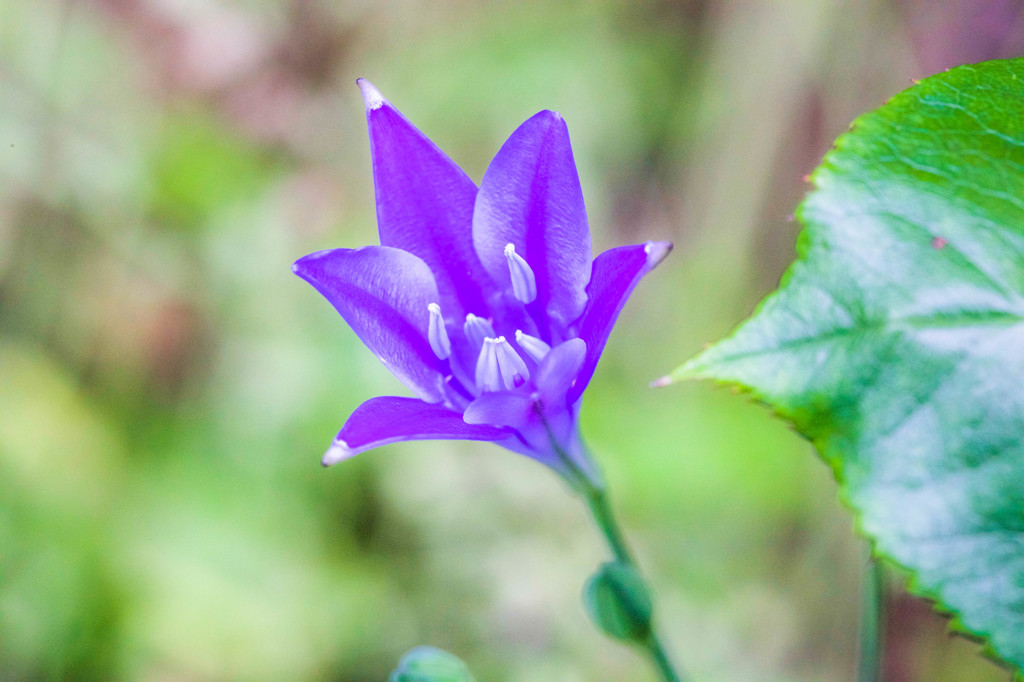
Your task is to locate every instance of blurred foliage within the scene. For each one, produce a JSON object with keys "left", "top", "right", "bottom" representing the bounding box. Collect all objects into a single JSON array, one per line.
[{"left": 1, "top": 0, "right": 1021, "bottom": 680}]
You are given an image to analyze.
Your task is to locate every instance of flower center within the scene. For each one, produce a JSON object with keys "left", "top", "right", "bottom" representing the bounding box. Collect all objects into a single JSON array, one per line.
[{"left": 428, "top": 244, "right": 548, "bottom": 395}]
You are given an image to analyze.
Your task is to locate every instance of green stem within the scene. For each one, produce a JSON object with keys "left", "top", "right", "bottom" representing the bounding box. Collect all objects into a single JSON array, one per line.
[
  {"left": 645, "top": 633, "right": 682, "bottom": 682},
  {"left": 582, "top": 484, "right": 685, "bottom": 682},
  {"left": 543, "top": 425, "right": 686, "bottom": 682},
  {"left": 583, "top": 481, "right": 633, "bottom": 565},
  {"left": 857, "top": 548, "right": 885, "bottom": 682}
]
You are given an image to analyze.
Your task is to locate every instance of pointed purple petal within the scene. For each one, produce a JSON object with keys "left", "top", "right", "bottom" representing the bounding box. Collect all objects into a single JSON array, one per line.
[
  {"left": 293, "top": 245, "right": 447, "bottom": 403},
  {"left": 568, "top": 241, "right": 672, "bottom": 404},
  {"left": 359, "top": 80, "right": 496, "bottom": 319},
  {"left": 536, "top": 338, "right": 586, "bottom": 406},
  {"left": 473, "top": 111, "right": 592, "bottom": 339},
  {"left": 464, "top": 391, "right": 536, "bottom": 430},
  {"left": 323, "top": 396, "right": 511, "bottom": 465}
]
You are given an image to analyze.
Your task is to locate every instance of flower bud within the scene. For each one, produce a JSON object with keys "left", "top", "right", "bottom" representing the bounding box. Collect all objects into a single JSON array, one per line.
[
  {"left": 582, "top": 561, "right": 654, "bottom": 643},
  {"left": 389, "top": 646, "right": 475, "bottom": 682}
]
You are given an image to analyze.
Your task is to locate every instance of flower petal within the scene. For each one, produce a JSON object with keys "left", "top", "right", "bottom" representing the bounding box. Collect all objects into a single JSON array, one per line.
[
  {"left": 464, "top": 391, "right": 536, "bottom": 430},
  {"left": 536, "top": 338, "right": 586, "bottom": 407},
  {"left": 568, "top": 241, "right": 672, "bottom": 404},
  {"left": 323, "top": 396, "right": 511, "bottom": 466},
  {"left": 292, "top": 246, "right": 447, "bottom": 403},
  {"left": 473, "top": 111, "right": 592, "bottom": 340},
  {"left": 358, "top": 79, "right": 497, "bottom": 319}
]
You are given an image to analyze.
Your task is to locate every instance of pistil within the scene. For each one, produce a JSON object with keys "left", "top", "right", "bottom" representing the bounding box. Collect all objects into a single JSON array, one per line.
[{"left": 475, "top": 336, "right": 531, "bottom": 392}]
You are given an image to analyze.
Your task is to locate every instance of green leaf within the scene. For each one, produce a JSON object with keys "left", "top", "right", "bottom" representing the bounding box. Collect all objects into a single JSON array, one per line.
[
  {"left": 389, "top": 646, "right": 475, "bottom": 682},
  {"left": 675, "top": 58, "right": 1024, "bottom": 671}
]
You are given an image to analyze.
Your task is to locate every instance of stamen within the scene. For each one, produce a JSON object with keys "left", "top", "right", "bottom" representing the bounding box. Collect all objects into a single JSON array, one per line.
[
  {"left": 427, "top": 302, "right": 451, "bottom": 360},
  {"left": 504, "top": 243, "right": 537, "bottom": 304},
  {"left": 464, "top": 313, "right": 496, "bottom": 350},
  {"left": 515, "top": 330, "right": 551, "bottom": 363},
  {"left": 475, "top": 336, "right": 531, "bottom": 392}
]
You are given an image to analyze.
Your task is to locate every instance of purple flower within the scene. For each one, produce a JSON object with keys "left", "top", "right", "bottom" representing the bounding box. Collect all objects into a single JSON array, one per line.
[{"left": 293, "top": 80, "right": 670, "bottom": 485}]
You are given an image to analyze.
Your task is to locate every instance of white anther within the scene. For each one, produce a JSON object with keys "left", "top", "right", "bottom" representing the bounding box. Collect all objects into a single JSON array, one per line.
[
  {"left": 504, "top": 243, "right": 537, "bottom": 304},
  {"left": 514, "top": 330, "right": 551, "bottom": 363},
  {"left": 475, "top": 336, "right": 531, "bottom": 392},
  {"left": 427, "top": 302, "right": 451, "bottom": 360},
  {"left": 464, "top": 313, "right": 496, "bottom": 350}
]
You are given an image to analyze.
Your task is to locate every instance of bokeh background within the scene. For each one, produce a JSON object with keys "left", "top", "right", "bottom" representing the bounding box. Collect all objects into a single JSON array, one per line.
[{"left": 2, "top": 1, "right": 1022, "bottom": 680}]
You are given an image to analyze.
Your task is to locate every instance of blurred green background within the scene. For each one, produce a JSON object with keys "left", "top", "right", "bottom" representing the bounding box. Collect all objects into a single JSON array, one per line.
[{"left": 2, "top": 1, "right": 1021, "bottom": 680}]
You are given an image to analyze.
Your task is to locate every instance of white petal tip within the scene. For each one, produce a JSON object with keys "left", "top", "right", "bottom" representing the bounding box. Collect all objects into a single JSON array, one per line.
[
  {"left": 357, "top": 78, "right": 386, "bottom": 110},
  {"left": 643, "top": 241, "right": 673, "bottom": 268},
  {"left": 649, "top": 375, "right": 674, "bottom": 388},
  {"left": 322, "top": 439, "right": 354, "bottom": 467}
]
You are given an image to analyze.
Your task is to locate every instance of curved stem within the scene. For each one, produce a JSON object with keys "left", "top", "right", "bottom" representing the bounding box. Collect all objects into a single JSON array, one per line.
[
  {"left": 857, "top": 548, "right": 885, "bottom": 682},
  {"left": 582, "top": 484, "right": 685, "bottom": 682},
  {"left": 583, "top": 481, "right": 633, "bottom": 565},
  {"left": 542, "top": 424, "right": 687, "bottom": 682},
  {"left": 645, "top": 633, "right": 682, "bottom": 682}
]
